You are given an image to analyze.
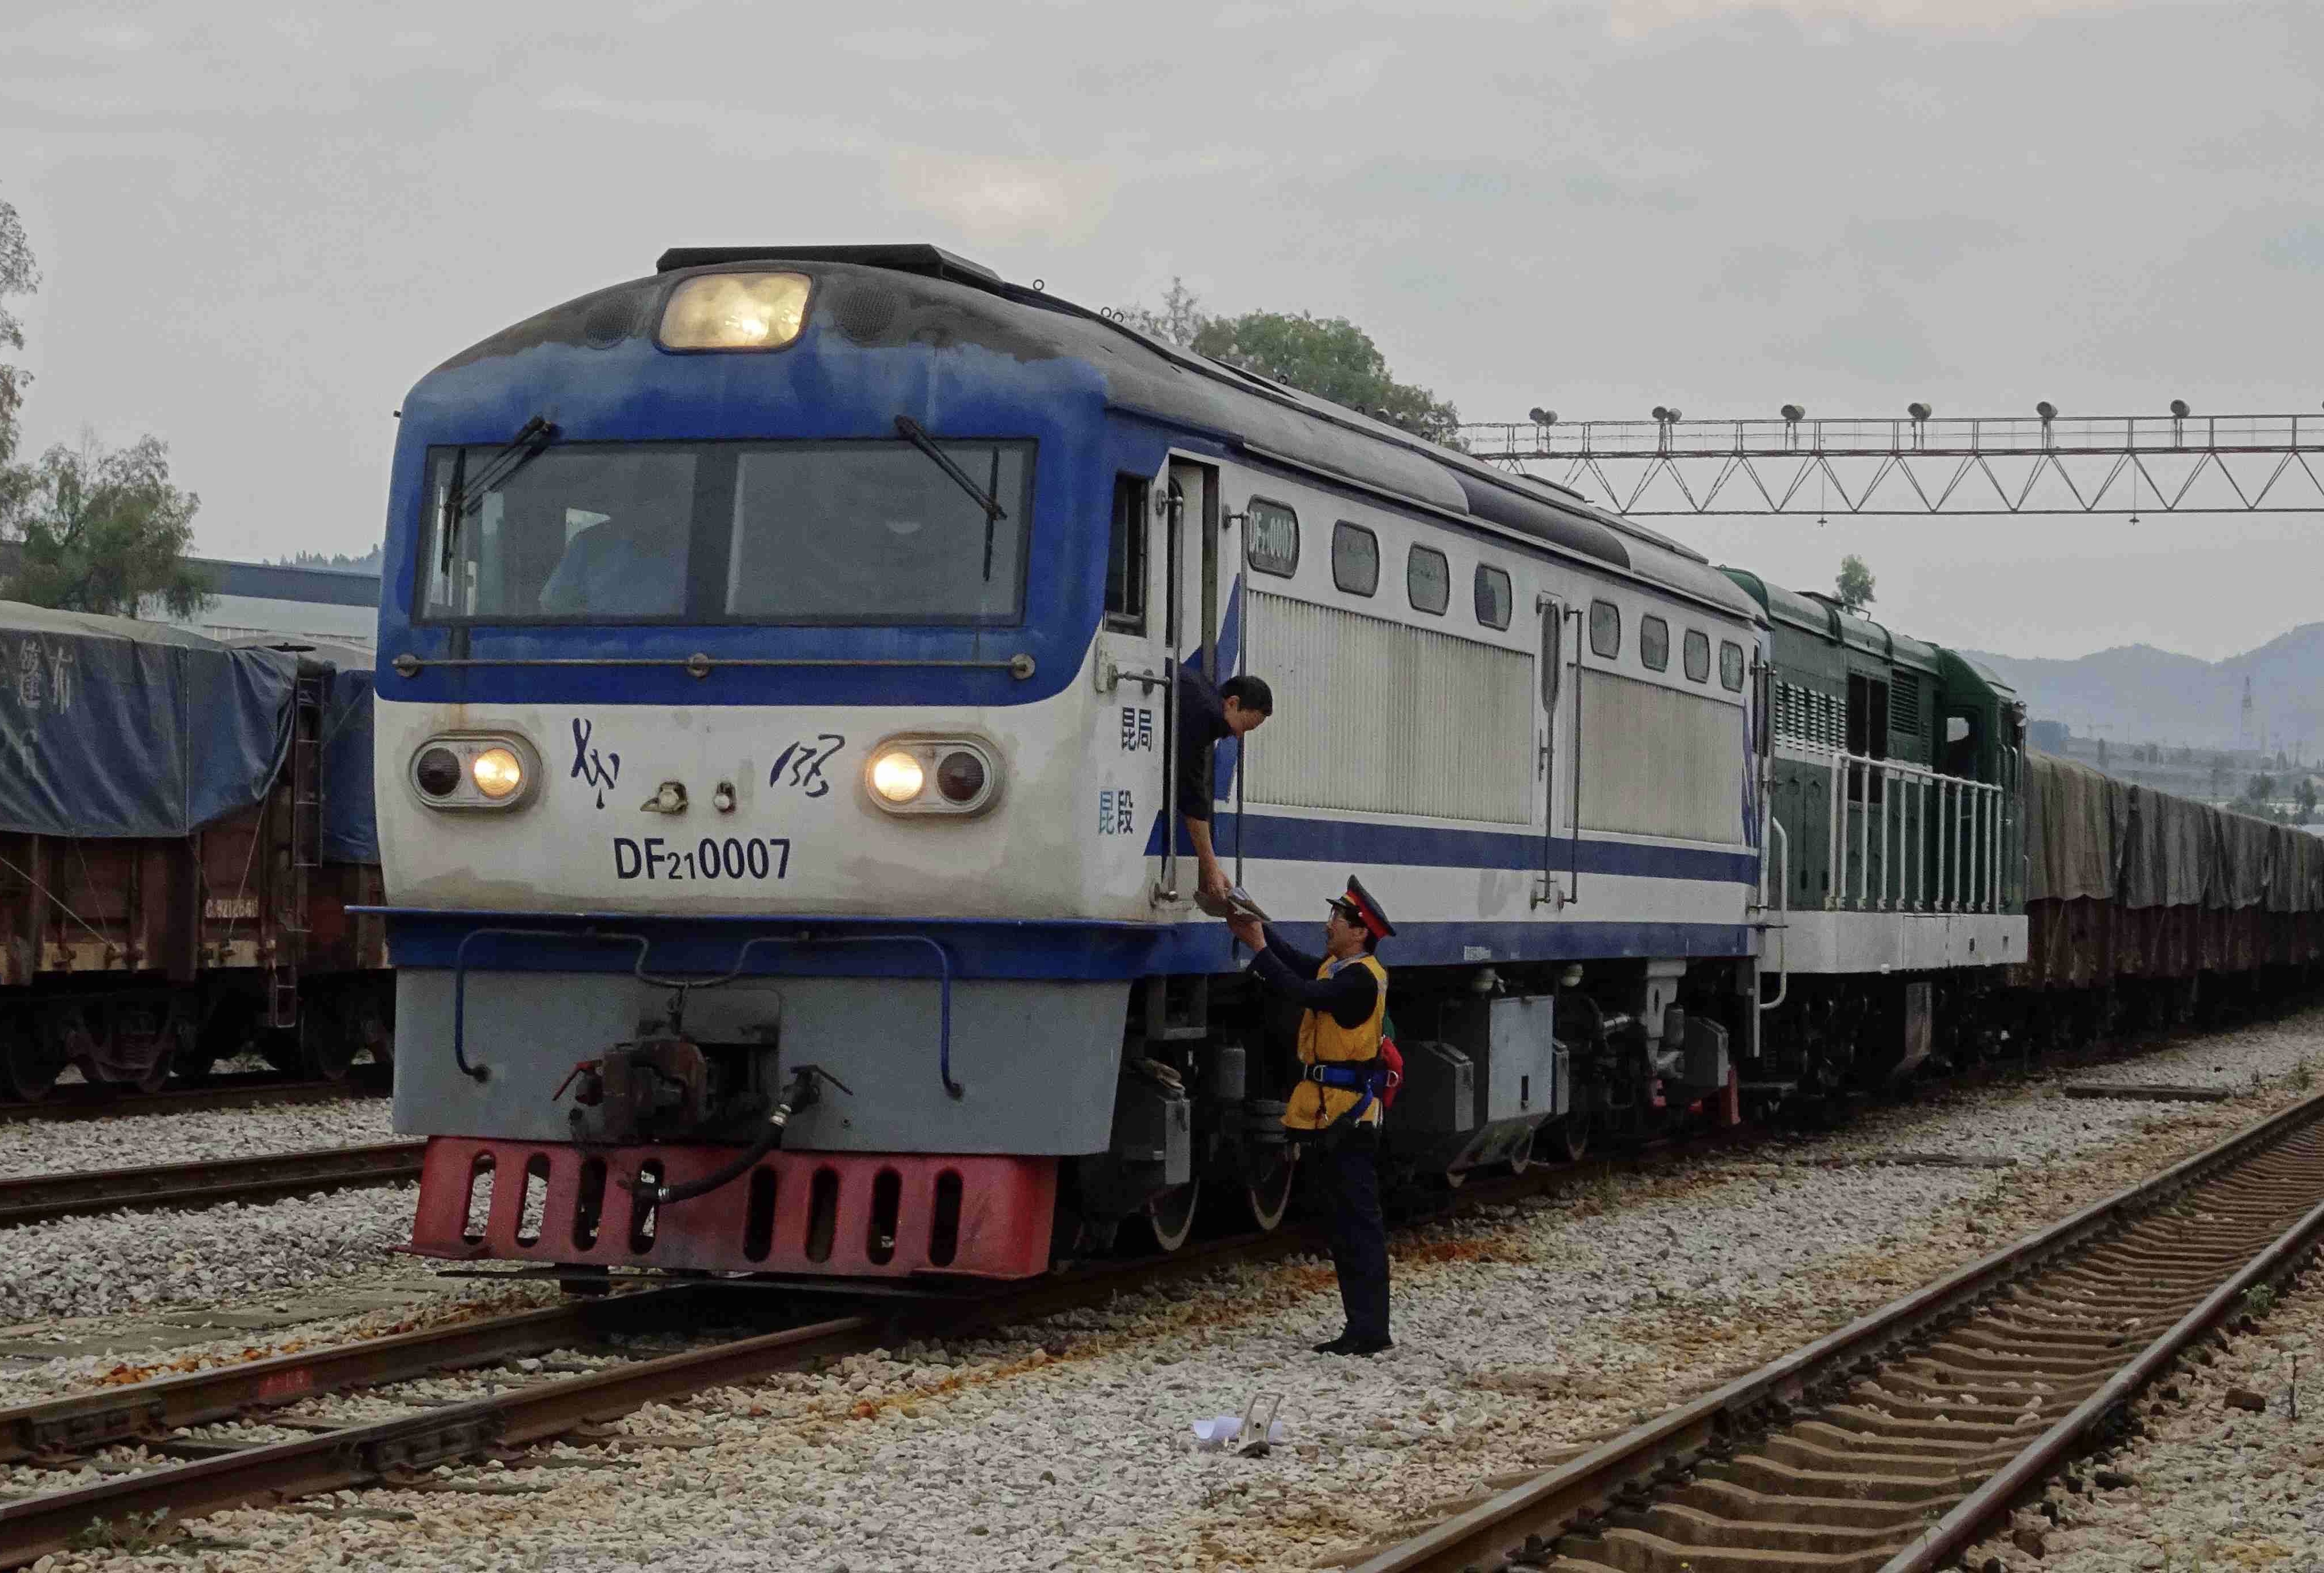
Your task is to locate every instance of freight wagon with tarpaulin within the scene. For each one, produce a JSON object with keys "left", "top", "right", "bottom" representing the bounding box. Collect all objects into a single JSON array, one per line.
[
  {"left": 2016, "top": 750, "right": 2324, "bottom": 1039},
  {"left": 0, "top": 605, "right": 389, "bottom": 1097}
]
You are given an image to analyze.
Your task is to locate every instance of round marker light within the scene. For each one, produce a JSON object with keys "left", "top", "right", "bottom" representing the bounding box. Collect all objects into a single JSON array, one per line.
[
  {"left": 471, "top": 746, "right": 525, "bottom": 800},
  {"left": 869, "top": 750, "right": 926, "bottom": 804},
  {"left": 415, "top": 746, "right": 461, "bottom": 797},
  {"left": 935, "top": 750, "right": 986, "bottom": 804}
]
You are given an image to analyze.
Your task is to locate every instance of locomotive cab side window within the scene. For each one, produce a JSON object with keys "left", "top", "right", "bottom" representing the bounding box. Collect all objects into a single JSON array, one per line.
[
  {"left": 1474, "top": 564, "right": 1513, "bottom": 629},
  {"left": 1587, "top": 600, "right": 1621, "bottom": 659},
  {"left": 1406, "top": 545, "right": 1450, "bottom": 614},
  {"left": 1719, "top": 640, "right": 1745, "bottom": 691},
  {"left": 1105, "top": 476, "right": 1149, "bottom": 633},
  {"left": 1246, "top": 499, "right": 1299, "bottom": 578},
  {"left": 1332, "top": 522, "right": 1380, "bottom": 597},
  {"left": 1683, "top": 629, "right": 1711, "bottom": 683},
  {"left": 1639, "top": 616, "right": 1669, "bottom": 671}
]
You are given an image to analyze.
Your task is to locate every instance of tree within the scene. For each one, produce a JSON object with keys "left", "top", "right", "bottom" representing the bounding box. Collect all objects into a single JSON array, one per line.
[
  {"left": 2297, "top": 777, "right": 2317, "bottom": 825},
  {"left": 1117, "top": 278, "right": 1463, "bottom": 446},
  {"left": 2208, "top": 756, "right": 2228, "bottom": 799},
  {"left": 2247, "top": 772, "right": 2277, "bottom": 806},
  {"left": 5, "top": 433, "right": 211, "bottom": 617},
  {"left": 0, "top": 189, "right": 37, "bottom": 518},
  {"left": 1835, "top": 554, "right": 1875, "bottom": 614}
]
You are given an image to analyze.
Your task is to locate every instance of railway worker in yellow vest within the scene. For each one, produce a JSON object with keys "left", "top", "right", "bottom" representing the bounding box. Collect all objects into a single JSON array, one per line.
[{"left": 1227, "top": 877, "right": 1397, "bottom": 1356}]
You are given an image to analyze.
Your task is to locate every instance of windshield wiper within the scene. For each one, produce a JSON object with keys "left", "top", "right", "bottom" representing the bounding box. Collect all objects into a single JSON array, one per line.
[
  {"left": 893, "top": 415, "right": 1007, "bottom": 581},
  {"left": 439, "top": 416, "right": 559, "bottom": 575}
]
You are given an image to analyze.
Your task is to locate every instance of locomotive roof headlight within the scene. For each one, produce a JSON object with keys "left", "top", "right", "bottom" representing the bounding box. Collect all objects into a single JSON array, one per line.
[
  {"left": 863, "top": 736, "right": 1002, "bottom": 817},
  {"left": 658, "top": 271, "right": 811, "bottom": 352},
  {"left": 869, "top": 749, "right": 926, "bottom": 804},
  {"left": 408, "top": 733, "right": 541, "bottom": 811}
]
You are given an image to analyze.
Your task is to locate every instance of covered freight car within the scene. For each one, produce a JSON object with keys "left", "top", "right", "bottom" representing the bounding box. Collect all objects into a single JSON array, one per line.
[
  {"left": 2018, "top": 750, "right": 2324, "bottom": 1041},
  {"left": 0, "top": 604, "right": 386, "bottom": 1097}
]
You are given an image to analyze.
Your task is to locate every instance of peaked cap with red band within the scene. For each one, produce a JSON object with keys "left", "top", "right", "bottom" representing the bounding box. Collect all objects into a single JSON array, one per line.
[{"left": 1331, "top": 876, "right": 1395, "bottom": 941}]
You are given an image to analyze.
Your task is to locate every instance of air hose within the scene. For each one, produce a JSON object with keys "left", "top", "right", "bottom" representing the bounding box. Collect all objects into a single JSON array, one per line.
[{"left": 638, "top": 1063, "right": 851, "bottom": 1208}]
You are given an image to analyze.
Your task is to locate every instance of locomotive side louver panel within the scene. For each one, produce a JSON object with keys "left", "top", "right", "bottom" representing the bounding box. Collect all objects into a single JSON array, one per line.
[
  {"left": 1242, "top": 591, "right": 1532, "bottom": 825},
  {"left": 1577, "top": 670, "right": 1748, "bottom": 844}
]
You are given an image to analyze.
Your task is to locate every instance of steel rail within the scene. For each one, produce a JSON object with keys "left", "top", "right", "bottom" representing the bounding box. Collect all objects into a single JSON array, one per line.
[
  {"left": 1350, "top": 1086, "right": 2324, "bottom": 1573},
  {"left": 0, "top": 1307, "right": 883, "bottom": 1568},
  {"left": 0, "top": 1287, "right": 702, "bottom": 1467},
  {"left": 1879, "top": 1174, "right": 2324, "bottom": 1570},
  {"left": 0, "top": 1142, "right": 426, "bottom": 1229},
  {"left": 0, "top": 1068, "right": 389, "bottom": 1126}
]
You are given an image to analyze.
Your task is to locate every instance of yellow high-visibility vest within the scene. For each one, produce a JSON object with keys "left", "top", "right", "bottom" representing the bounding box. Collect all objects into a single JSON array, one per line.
[{"left": 1282, "top": 953, "right": 1387, "bottom": 1131}]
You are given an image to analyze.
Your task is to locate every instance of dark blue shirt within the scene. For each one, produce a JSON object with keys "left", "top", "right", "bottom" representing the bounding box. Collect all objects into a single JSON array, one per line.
[{"left": 1175, "top": 668, "right": 1232, "bottom": 824}]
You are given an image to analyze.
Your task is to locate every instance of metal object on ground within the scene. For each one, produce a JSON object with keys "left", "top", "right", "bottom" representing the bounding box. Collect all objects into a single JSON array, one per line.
[
  {"left": 0, "top": 1142, "right": 425, "bottom": 1228},
  {"left": 1350, "top": 1088, "right": 2324, "bottom": 1573},
  {"left": 2060, "top": 1081, "right": 2233, "bottom": 1103}
]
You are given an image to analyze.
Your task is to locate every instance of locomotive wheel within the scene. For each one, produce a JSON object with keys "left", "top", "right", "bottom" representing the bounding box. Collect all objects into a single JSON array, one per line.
[
  {"left": 1505, "top": 1128, "right": 1538, "bottom": 1175},
  {"left": 1543, "top": 1113, "right": 1591, "bottom": 1163},
  {"left": 1124, "top": 1178, "right": 1202, "bottom": 1254},
  {"left": 1241, "top": 1152, "right": 1298, "bottom": 1232},
  {"left": 299, "top": 997, "right": 360, "bottom": 1083},
  {"left": 2, "top": 1015, "right": 62, "bottom": 1102}
]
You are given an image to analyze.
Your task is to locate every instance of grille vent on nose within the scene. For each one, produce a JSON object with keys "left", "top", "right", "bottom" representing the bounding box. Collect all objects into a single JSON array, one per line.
[
  {"left": 833, "top": 283, "right": 902, "bottom": 342},
  {"left": 582, "top": 290, "right": 647, "bottom": 349}
]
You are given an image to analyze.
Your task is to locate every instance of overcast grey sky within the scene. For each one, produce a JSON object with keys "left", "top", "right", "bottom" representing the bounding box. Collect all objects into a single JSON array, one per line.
[{"left": 5, "top": 0, "right": 2318, "bottom": 660}]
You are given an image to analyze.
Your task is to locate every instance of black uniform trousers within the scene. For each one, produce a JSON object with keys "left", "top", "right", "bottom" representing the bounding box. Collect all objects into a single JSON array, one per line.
[{"left": 1319, "top": 1126, "right": 1391, "bottom": 1342}]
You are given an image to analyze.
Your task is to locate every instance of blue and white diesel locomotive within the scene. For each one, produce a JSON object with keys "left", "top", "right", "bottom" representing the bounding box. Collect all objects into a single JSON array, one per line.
[{"left": 378, "top": 245, "right": 1774, "bottom": 1281}]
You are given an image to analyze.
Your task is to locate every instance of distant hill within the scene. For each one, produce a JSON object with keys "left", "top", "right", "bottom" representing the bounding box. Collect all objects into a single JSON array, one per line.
[{"left": 1965, "top": 622, "right": 2324, "bottom": 758}]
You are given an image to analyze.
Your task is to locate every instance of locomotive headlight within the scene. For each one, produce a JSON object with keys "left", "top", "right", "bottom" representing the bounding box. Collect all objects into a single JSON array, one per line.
[
  {"left": 869, "top": 750, "right": 926, "bottom": 804},
  {"left": 658, "top": 272, "right": 811, "bottom": 351},
  {"left": 863, "top": 736, "right": 1002, "bottom": 817},
  {"left": 470, "top": 746, "right": 525, "bottom": 800},
  {"left": 409, "top": 733, "right": 540, "bottom": 811}
]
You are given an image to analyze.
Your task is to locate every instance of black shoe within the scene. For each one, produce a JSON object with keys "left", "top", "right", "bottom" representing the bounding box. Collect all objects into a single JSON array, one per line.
[
  {"left": 1311, "top": 1334, "right": 1354, "bottom": 1355},
  {"left": 1342, "top": 1335, "right": 1394, "bottom": 1357}
]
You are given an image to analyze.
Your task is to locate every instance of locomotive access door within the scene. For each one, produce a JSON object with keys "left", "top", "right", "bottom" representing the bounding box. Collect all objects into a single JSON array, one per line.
[{"left": 1535, "top": 595, "right": 1570, "bottom": 907}]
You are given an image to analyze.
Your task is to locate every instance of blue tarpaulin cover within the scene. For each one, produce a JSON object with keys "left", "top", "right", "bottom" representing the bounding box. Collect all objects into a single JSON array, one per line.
[
  {"left": 320, "top": 662, "right": 378, "bottom": 864},
  {"left": 0, "top": 602, "right": 300, "bottom": 839}
]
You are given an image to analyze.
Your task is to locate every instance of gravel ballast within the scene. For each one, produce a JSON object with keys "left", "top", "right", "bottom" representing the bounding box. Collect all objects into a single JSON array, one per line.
[
  {"left": 7, "top": 1007, "right": 2319, "bottom": 1572},
  {"left": 0, "top": 1097, "right": 393, "bottom": 1182}
]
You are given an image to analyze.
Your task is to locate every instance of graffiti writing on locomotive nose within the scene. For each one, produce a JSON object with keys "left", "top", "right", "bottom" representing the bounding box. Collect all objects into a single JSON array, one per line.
[
  {"left": 767, "top": 734, "right": 845, "bottom": 798},
  {"left": 570, "top": 718, "right": 621, "bottom": 809}
]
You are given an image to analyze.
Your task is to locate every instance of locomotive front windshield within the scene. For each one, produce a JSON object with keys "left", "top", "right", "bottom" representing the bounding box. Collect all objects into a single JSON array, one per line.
[{"left": 418, "top": 439, "right": 1033, "bottom": 626}]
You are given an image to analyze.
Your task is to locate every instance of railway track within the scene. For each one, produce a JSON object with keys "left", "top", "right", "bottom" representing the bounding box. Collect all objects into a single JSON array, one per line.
[
  {"left": 1352, "top": 1087, "right": 2324, "bottom": 1573},
  {"left": 0, "top": 1019, "right": 2307, "bottom": 1566},
  {"left": 0, "top": 1065, "right": 390, "bottom": 1126},
  {"left": 0, "top": 1141, "right": 425, "bottom": 1228}
]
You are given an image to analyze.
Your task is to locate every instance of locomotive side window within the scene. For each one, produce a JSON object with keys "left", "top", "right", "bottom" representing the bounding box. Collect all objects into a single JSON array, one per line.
[
  {"left": 1683, "top": 629, "right": 1711, "bottom": 683},
  {"left": 1474, "top": 564, "right": 1513, "bottom": 630},
  {"left": 1588, "top": 600, "right": 1621, "bottom": 659},
  {"left": 1406, "top": 545, "right": 1450, "bottom": 615},
  {"left": 1105, "top": 476, "right": 1149, "bottom": 633},
  {"left": 1332, "top": 522, "right": 1379, "bottom": 597},
  {"left": 1719, "top": 640, "right": 1745, "bottom": 691},
  {"left": 1246, "top": 499, "right": 1299, "bottom": 578},
  {"left": 1639, "top": 616, "right": 1669, "bottom": 671}
]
